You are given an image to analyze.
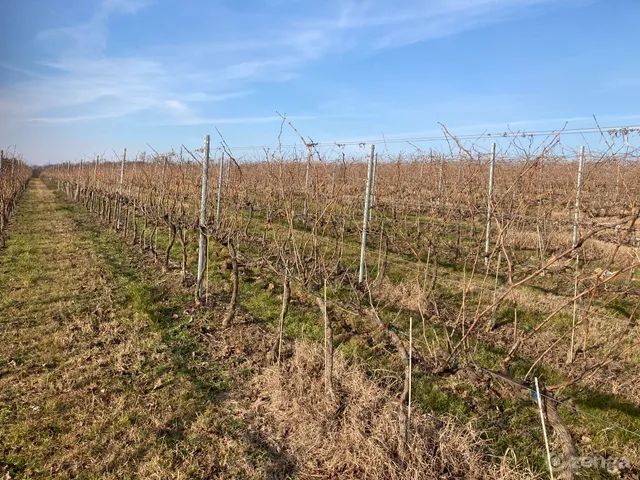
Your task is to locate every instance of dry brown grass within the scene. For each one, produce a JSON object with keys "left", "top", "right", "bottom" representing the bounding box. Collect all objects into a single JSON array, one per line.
[
  {"left": 252, "top": 341, "right": 539, "bottom": 479},
  {"left": 506, "top": 230, "right": 638, "bottom": 265},
  {"left": 369, "top": 277, "right": 432, "bottom": 313}
]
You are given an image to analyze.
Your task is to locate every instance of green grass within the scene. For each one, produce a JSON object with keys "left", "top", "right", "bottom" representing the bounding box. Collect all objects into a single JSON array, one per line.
[{"left": 0, "top": 180, "right": 292, "bottom": 479}]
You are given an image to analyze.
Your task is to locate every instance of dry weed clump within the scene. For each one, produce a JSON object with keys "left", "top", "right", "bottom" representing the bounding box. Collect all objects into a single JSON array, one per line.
[
  {"left": 369, "top": 277, "right": 433, "bottom": 314},
  {"left": 253, "top": 341, "right": 538, "bottom": 479}
]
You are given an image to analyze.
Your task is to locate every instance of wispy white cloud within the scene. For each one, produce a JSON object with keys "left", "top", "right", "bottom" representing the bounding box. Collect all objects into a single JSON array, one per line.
[
  {"left": 100, "top": 0, "right": 149, "bottom": 15},
  {"left": 0, "top": 62, "right": 47, "bottom": 79},
  {"left": 34, "top": 0, "right": 149, "bottom": 56},
  {"left": 1, "top": 0, "right": 592, "bottom": 132},
  {"left": 148, "top": 115, "right": 320, "bottom": 127},
  {"left": 3, "top": 1, "right": 260, "bottom": 126},
  {"left": 289, "top": 0, "right": 586, "bottom": 49},
  {"left": 27, "top": 111, "right": 139, "bottom": 124}
]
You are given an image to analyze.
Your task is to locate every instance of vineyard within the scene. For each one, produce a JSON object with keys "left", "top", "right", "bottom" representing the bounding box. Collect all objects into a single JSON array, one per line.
[
  {"left": 2, "top": 125, "right": 640, "bottom": 479},
  {"left": 0, "top": 150, "right": 32, "bottom": 247}
]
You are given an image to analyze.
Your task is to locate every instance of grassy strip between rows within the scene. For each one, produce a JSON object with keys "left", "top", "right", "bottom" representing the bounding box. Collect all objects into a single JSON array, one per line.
[{"left": 0, "top": 180, "right": 292, "bottom": 479}]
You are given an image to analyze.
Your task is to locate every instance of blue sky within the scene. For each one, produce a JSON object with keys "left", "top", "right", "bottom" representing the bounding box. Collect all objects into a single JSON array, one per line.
[{"left": 1, "top": 0, "right": 639, "bottom": 163}]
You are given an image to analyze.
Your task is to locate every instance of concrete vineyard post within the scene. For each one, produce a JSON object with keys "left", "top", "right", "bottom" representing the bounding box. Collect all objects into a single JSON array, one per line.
[
  {"left": 196, "top": 135, "right": 211, "bottom": 303},
  {"left": 616, "top": 154, "right": 621, "bottom": 202},
  {"left": 572, "top": 146, "right": 585, "bottom": 247},
  {"left": 331, "top": 162, "right": 336, "bottom": 198},
  {"left": 225, "top": 151, "right": 231, "bottom": 191},
  {"left": 303, "top": 153, "right": 311, "bottom": 219},
  {"left": 117, "top": 148, "right": 126, "bottom": 231},
  {"left": 216, "top": 152, "right": 224, "bottom": 228},
  {"left": 160, "top": 155, "right": 168, "bottom": 208},
  {"left": 372, "top": 152, "right": 378, "bottom": 205},
  {"left": 569, "top": 146, "right": 585, "bottom": 364},
  {"left": 369, "top": 152, "right": 378, "bottom": 221},
  {"left": 358, "top": 144, "right": 375, "bottom": 284},
  {"left": 438, "top": 154, "right": 445, "bottom": 206},
  {"left": 484, "top": 143, "right": 496, "bottom": 265}
]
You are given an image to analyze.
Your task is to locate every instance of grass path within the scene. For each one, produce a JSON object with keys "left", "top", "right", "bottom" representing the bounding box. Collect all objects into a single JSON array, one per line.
[{"left": 0, "top": 180, "right": 289, "bottom": 479}]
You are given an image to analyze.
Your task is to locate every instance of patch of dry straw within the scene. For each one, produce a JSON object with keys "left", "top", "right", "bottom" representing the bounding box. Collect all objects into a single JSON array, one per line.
[{"left": 253, "top": 341, "right": 538, "bottom": 479}]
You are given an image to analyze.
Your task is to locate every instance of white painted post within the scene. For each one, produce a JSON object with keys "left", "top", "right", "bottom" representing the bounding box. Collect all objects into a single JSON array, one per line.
[
  {"left": 569, "top": 146, "right": 585, "bottom": 363},
  {"left": 160, "top": 155, "right": 168, "bottom": 208},
  {"left": 196, "top": 135, "right": 211, "bottom": 302},
  {"left": 331, "top": 162, "right": 336, "bottom": 198},
  {"left": 572, "top": 146, "right": 585, "bottom": 247},
  {"left": 76, "top": 158, "right": 83, "bottom": 200},
  {"left": 303, "top": 153, "right": 311, "bottom": 218},
  {"left": 216, "top": 151, "right": 224, "bottom": 227},
  {"left": 371, "top": 152, "right": 379, "bottom": 206},
  {"left": 226, "top": 151, "right": 231, "bottom": 190},
  {"left": 535, "top": 378, "right": 555, "bottom": 480},
  {"left": 358, "top": 144, "right": 375, "bottom": 284},
  {"left": 438, "top": 153, "right": 445, "bottom": 206},
  {"left": 116, "top": 148, "right": 126, "bottom": 230},
  {"left": 484, "top": 143, "right": 497, "bottom": 265},
  {"left": 369, "top": 152, "right": 379, "bottom": 221},
  {"left": 119, "top": 149, "right": 126, "bottom": 193}
]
